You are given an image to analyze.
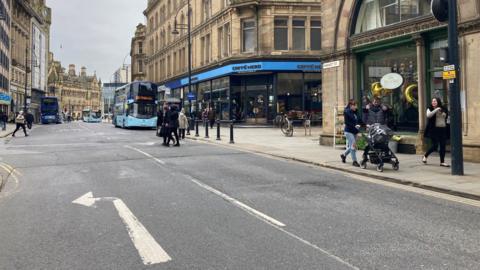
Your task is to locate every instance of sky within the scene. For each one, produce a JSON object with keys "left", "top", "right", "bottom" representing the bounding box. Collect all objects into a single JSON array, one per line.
[{"left": 47, "top": 0, "right": 146, "bottom": 84}]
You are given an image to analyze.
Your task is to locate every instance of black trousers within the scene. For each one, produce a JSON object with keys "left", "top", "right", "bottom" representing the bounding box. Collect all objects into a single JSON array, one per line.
[
  {"left": 13, "top": 123, "right": 27, "bottom": 136},
  {"left": 179, "top": 129, "right": 185, "bottom": 139},
  {"left": 167, "top": 128, "right": 179, "bottom": 145},
  {"left": 425, "top": 137, "right": 446, "bottom": 163},
  {"left": 209, "top": 119, "right": 215, "bottom": 129}
]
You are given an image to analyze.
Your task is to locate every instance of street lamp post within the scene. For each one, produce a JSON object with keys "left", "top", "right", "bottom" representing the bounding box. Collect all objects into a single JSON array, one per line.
[{"left": 172, "top": 0, "right": 192, "bottom": 117}]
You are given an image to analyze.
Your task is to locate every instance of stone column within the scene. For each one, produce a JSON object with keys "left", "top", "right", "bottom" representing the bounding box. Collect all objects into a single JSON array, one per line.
[{"left": 414, "top": 35, "right": 427, "bottom": 154}]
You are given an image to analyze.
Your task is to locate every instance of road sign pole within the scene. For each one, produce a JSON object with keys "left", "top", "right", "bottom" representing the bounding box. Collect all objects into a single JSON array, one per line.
[{"left": 447, "top": 0, "right": 464, "bottom": 175}]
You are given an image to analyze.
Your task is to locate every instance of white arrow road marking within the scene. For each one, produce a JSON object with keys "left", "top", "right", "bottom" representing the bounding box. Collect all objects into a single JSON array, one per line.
[{"left": 73, "top": 192, "right": 172, "bottom": 265}]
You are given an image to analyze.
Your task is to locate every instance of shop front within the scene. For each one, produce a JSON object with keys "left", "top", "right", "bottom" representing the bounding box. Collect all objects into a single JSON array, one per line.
[
  {"left": 160, "top": 60, "right": 322, "bottom": 124},
  {"left": 350, "top": 0, "right": 449, "bottom": 152}
]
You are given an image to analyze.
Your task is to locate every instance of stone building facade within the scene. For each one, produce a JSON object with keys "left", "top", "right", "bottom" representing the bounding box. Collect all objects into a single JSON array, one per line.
[
  {"left": 47, "top": 54, "right": 102, "bottom": 119},
  {"left": 0, "top": 0, "right": 11, "bottom": 115},
  {"left": 144, "top": 0, "right": 323, "bottom": 123},
  {"left": 131, "top": 23, "right": 146, "bottom": 81},
  {"left": 10, "top": 0, "right": 51, "bottom": 121},
  {"left": 142, "top": 0, "right": 480, "bottom": 161},
  {"left": 318, "top": 0, "right": 480, "bottom": 162}
]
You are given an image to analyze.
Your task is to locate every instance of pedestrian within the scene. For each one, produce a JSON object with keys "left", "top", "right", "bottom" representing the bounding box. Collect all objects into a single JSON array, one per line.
[
  {"left": 12, "top": 111, "right": 28, "bottom": 137},
  {"left": 167, "top": 105, "right": 180, "bottom": 147},
  {"left": 361, "top": 97, "right": 389, "bottom": 162},
  {"left": 341, "top": 100, "right": 361, "bottom": 167},
  {"left": 160, "top": 105, "right": 169, "bottom": 146},
  {"left": 178, "top": 108, "right": 189, "bottom": 140},
  {"left": 0, "top": 109, "right": 6, "bottom": 131},
  {"left": 26, "top": 110, "right": 34, "bottom": 129},
  {"left": 207, "top": 107, "right": 215, "bottom": 129},
  {"left": 423, "top": 97, "right": 450, "bottom": 167}
]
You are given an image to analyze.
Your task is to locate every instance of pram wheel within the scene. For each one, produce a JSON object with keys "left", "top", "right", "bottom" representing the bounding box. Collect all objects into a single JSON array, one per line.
[
  {"left": 361, "top": 160, "right": 368, "bottom": 169},
  {"left": 376, "top": 164, "right": 384, "bottom": 172},
  {"left": 392, "top": 163, "right": 399, "bottom": 171}
]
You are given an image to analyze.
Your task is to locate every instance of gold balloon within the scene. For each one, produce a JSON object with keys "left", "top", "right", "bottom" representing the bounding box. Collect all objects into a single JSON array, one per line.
[
  {"left": 371, "top": 82, "right": 384, "bottom": 98},
  {"left": 404, "top": 84, "right": 418, "bottom": 105}
]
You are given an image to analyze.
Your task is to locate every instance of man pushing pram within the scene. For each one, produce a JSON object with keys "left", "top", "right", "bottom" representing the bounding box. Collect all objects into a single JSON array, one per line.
[{"left": 360, "top": 97, "right": 399, "bottom": 172}]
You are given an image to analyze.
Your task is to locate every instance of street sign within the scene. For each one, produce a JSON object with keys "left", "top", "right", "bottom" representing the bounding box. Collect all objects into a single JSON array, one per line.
[
  {"left": 443, "top": 65, "right": 456, "bottom": 80},
  {"left": 186, "top": 92, "right": 196, "bottom": 100},
  {"left": 443, "top": 71, "right": 456, "bottom": 80},
  {"left": 322, "top": 61, "right": 340, "bottom": 69}
]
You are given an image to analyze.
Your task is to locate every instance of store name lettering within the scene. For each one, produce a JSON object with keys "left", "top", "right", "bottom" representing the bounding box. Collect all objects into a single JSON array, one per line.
[
  {"left": 232, "top": 64, "right": 262, "bottom": 72},
  {"left": 297, "top": 64, "right": 321, "bottom": 70}
]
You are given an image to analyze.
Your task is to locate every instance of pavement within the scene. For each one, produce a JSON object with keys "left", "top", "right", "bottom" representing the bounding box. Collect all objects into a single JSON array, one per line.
[
  {"left": 0, "top": 123, "right": 16, "bottom": 138},
  {"left": 187, "top": 125, "right": 480, "bottom": 200},
  {"left": 1, "top": 122, "right": 480, "bottom": 269}
]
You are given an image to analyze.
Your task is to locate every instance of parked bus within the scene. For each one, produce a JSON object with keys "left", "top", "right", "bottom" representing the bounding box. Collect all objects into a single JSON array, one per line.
[
  {"left": 40, "top": 97, "right": 62, "bottom": 124},
  {"left": 113, "top": 81, "right": 158, "bottom": 128},
  {"left": 82, "top": 109, "right": 102, "bottom": 123}
]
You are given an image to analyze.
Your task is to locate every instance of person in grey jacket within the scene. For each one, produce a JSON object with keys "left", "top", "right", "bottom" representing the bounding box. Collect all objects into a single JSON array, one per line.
[
  {"left": 423, "top": 97, "right": 449, "bottom": 167},
  {"left": 363, "top": 97, "right": 388, "bottom": 126}
]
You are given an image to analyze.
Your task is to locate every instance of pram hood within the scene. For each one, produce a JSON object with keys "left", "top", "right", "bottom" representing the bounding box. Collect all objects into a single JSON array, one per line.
[{"left": 367, "top": 124, "right": 393, "bottom": 145}]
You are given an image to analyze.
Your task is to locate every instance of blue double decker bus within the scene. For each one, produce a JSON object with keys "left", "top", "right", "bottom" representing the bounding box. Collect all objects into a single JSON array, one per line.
[
  {"left": 113, "top": 81, "right": 158, "bottom": 128},
  {"left": 40, "top": 97, "right": 61, "bottom": 124}
]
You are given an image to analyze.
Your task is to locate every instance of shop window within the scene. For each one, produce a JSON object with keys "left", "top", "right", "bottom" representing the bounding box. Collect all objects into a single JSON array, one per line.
[
  {"left": 304, "top": 73, "right": 322, "bottom": 123},
  {"left": 429, "top": 39, "right": 449, "bottom": 106},
  {"left": 277, "top": 73, "right": 303, "bottom": 116},
  {"left": 198, "top": 81, "right": 211, "bottom": 112},
  {"left": 274, "top": 18, "right": 288, "bottom": 50},
  {"left": 310, "top": 19, "right": 322, "bottom": 50},
  {"left": 242, "top": 20, "right": 256, "bottom": 53},
  {"left": 212, "top": 77, "right": 230, "bottom": 120},
  {"left": 292, "top": 18, "right": 306, "bottom": 50},
  {"left": 354, "top": 0, "right": 430, "bottom": 34},
  {"left": 361, "top": 44, "right": 418, "bottom": 131}
]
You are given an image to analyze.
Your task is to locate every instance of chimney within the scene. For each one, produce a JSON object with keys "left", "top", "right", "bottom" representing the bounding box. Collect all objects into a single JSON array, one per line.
[
  {"left": 68, "top": 64, "right": 76, "bottom": 76},
  {"left": 81, "top": 67, "right": 87, "bottom": 77}
]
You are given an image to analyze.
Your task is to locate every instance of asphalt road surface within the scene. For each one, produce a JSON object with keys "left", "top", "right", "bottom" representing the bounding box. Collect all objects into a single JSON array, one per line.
[{"left": 1, "top": 122, "right": 479, "bottom": 270}]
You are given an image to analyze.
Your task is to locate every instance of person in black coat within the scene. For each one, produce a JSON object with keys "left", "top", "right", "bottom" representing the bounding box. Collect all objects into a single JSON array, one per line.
[
  {"left": 26, "top": 111, "right": 34, "bottom": 129},
  {"left": 166, "top": 106, "right": 180, "bottom": 147},
  {"left": 158, "top": 105, "right": 170, "bottom": 146}
]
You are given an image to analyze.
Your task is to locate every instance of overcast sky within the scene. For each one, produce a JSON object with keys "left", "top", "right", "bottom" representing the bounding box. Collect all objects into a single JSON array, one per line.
[{"left": 47, "top": 0, "right": 146, "bottom": 84}]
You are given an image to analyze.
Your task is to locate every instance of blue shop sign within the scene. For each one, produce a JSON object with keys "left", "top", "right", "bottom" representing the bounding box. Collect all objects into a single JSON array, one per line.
[
  {"left": 0, "top": 93, "right": 11, "bottom": 105},
  {"left": 165, "top": 61, "right": 322, "bottom": 89}
]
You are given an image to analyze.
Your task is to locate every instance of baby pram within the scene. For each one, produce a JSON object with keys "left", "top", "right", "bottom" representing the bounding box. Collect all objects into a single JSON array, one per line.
[{"left": 360, "top": 124, "right": 399, "bottom": 172}]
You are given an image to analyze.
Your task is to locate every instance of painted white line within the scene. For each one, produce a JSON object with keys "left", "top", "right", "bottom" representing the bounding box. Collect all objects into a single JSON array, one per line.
[
  {"left": 186, "top": 175, "right": 286, "bottom": 227},
  {"left": 128, "top": 146, "right": 359, "bottom": 269},
  {"left": 125, "top": 146, "right": 166, "bottom": 165},
  {"left": 113, "top": 199, "right": 172, "bottom": 265},
  {"left": 73, "top": 192, "right": 172, "bottom": 265}
]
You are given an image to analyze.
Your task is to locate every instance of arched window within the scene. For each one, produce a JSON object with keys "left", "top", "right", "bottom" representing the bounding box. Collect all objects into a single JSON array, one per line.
[{"left": 354, "top": 0, "right": 431, "bottom": 34}]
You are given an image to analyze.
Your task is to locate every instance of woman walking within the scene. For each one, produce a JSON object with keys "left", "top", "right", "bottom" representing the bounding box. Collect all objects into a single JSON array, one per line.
[
  {"left": 341, "top": 100, "right": 360, "bottom": 167},
  {"left": 423, "top": 98, "right": 450, "bottom": 167},
  {"left": 12, "top": 111, "right": 28, "bottom": 137},
  {"left": 178, "top": 108, "right": 189, "bottom": 140}
]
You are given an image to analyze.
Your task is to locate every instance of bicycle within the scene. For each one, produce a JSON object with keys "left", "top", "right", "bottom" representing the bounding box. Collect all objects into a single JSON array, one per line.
[{"left": 279, "top": 114, "right": 294, "bottom": 137}]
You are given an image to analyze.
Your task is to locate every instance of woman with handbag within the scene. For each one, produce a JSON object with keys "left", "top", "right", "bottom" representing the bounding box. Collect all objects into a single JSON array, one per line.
[{"left": 423, "top": 97, "right": 450, "bottom": 167}]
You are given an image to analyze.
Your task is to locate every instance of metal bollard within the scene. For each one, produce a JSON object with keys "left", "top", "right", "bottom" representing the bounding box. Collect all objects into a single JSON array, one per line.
[
  {"left": 216, "top": 120, "right": 221, "bottom": 140},
  {"left": 229, "top": 121, "right": 235, "bottom": 144},
  {"left": 195, "top": 120, "right": 199, "bottom": 137},
  {"left": 205, "top": 119, "right": 209, "bottom": 138}
]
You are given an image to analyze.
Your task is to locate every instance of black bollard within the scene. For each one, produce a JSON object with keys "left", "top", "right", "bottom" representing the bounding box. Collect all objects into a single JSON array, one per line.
[
  {"left": 216, "top": 120, "right": 221, "bottom": 140},
  {"left": 195, "top": 120, "right": 199, "bottom": 137},
  {"left": 205, "top": 119, "right": 209, "bottom": 138},
  {"left": 229, "top": 121, "right": 234, "bottom": 144}
]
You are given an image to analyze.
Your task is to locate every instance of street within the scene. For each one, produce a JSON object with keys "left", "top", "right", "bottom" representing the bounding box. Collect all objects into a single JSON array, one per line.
[{"left": 0, "top": 122, "right": 480, "bottom": 270}]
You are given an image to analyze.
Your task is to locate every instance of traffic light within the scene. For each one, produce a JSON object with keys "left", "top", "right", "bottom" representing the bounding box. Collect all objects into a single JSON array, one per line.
[{"left": 431, "top": 0, "right": 448, "bottom": 22}]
